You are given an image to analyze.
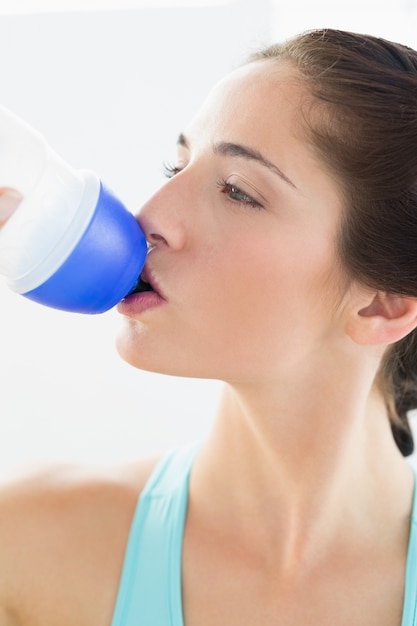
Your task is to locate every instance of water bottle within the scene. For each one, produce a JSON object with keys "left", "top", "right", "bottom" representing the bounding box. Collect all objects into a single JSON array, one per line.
[{"left": 0, "top": 104, "right": 147, "bottom": 314}]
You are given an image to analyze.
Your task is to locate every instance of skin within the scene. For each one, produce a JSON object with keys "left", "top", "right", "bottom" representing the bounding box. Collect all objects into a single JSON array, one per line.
[
  {"left": 0, "top": 188, "right": 22, "bottom": 225},
  {"left": 1, "top": 59, "right": 417, "bottom": 625}
]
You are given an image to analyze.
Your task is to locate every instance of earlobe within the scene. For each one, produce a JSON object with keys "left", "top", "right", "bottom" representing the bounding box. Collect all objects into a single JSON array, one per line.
[{"left": 347, "top": 291, "right": 417, "bottom": 346}]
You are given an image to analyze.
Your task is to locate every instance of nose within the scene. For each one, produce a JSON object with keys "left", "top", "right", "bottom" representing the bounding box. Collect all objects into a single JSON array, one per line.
[{"left": 137, "top": 176, "right": 188, "bottom": 251}]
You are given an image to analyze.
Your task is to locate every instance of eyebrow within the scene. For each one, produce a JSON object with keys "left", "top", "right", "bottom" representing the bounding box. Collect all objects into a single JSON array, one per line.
[{"left": 177, "top": 132, "right": 297, "bottom": 189}]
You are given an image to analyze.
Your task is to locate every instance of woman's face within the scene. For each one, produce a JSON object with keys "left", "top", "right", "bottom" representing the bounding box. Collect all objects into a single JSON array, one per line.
[{"left": 116, "top": 60, "right": 347, "bottom": 383}]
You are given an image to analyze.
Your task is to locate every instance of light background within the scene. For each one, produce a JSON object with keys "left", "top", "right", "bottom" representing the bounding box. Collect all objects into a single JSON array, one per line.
[{"left": 0, "top": 0, "right": 416, "bottom": 472}]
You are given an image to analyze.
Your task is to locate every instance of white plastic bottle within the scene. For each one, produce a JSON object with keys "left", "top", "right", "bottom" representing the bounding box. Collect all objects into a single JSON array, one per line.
[{"left": 0, "top": 104, "right": 147, "bottom": 313}]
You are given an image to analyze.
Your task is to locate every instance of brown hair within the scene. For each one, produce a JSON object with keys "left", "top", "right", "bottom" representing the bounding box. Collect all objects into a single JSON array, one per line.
[{"left": 251, "top": 29, "right": 417, "bottom": 455}]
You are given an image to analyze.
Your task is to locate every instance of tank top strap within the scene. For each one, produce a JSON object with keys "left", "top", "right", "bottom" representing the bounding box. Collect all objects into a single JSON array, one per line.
[
  {"left": 402, "top": 464, "right": 417, "bottom": 626},
  {"left": 111, "top": 442, "right": 200, "bottom": 626}
]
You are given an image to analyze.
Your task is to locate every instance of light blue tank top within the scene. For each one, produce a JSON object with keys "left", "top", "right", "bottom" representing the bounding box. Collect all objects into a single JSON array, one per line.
[{"left": 111, "top": 446, "right": 417, "bottom": 626}]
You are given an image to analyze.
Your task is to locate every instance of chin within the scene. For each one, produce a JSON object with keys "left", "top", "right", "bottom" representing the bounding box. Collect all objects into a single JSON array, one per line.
[
  {"left": 115, "top": 317, "right": 236, "bottom": 380},
  {"left": 115, "top": 321, "right": 186, "bottom": 377},
  {"left": 115, "top": 321, "right": 155, "bottom": 372}
]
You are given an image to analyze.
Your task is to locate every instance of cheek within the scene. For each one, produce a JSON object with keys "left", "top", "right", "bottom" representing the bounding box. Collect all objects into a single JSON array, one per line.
[
  {"left": 115, "top": 222, "right": 342, "bottom": 380},
  {"left": 189, "top": 228, "right": 337, "bottom": 353},
  {"left": 214, "top": 229, "right": 335, "bottom": 310}
]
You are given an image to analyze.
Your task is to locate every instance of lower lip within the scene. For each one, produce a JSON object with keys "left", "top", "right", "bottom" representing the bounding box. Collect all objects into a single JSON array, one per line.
[{"left": 117, "top": 290, "right": 166, "bottom": 317}]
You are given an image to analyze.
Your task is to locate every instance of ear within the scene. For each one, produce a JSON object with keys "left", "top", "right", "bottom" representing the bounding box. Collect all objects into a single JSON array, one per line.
[{"left": 346, "top": 291, "right": 417, "bottom": 346}]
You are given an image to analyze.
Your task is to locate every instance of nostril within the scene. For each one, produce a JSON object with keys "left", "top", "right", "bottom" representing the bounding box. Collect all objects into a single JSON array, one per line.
[{"left": 148, "top": 232, "right": 168, "bottom": 246}]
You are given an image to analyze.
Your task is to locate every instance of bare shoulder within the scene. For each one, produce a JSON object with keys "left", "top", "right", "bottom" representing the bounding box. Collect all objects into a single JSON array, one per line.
[{"left": 0, "top": 454, "right": 161, "bottom": 626}]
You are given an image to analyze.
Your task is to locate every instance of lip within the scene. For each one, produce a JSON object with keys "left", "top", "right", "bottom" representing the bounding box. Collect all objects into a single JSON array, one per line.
[
  {"left": 139, "top": 265, "right": 162, "bottom": 296},
  {"left": 117, "top": 289, "right": 166, "bottom": 317},
  {"left": 117, "top": 265, "right": 167, "bottom": 317}
]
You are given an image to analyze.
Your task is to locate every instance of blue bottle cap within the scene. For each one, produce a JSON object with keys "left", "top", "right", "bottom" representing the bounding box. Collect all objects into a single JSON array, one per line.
[{"left": 23, "top": 182, "right": 147, "bottom": 314}]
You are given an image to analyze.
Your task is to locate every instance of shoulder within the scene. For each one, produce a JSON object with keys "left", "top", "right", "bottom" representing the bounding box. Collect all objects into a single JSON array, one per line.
[{"left": 0, "top": 455, "right": 161, "bottom": 626}]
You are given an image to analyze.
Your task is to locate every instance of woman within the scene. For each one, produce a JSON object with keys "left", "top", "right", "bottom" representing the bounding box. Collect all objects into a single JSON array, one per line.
[{"left": 0, "top": 27, "right": 416, "bottom": 626}]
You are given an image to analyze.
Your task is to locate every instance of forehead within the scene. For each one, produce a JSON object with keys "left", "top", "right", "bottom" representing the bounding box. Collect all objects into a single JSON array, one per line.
[
  {"left": 184, "top": 60, "right": 338, "bottom": 199},
  {"left": 185, "top": 60, "right": 305, "bottom": 153},
  {"left": 184, "top": 61, "right": 317, "bottom": 185}
]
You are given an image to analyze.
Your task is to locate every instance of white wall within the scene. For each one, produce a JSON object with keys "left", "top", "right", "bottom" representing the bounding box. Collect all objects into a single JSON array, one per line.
[
  {"left": 0, "top": 0, "right": 415, "bottom": 471},
  {"left": 0, "top": 0, "right": 272, "bottom": 471},
  {"left": 269, "top": 0, "right": 417, "bottom": 48}
]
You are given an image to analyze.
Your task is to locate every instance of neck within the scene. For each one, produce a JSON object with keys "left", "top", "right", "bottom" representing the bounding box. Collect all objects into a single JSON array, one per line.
[{"left": 190, "top": 365, "right": 414, "bottom": 574}]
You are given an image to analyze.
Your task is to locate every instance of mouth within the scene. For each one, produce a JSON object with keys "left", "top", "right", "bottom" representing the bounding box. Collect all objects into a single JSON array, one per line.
[
  {"left": 128, "top": 265, "right": 165, "bottom": 299},
  {"left": 131, "top": 276, "right": 155, "bottom": 294},
  {"left": 118, "top": 265, "right": 166, "bottom": 316}
]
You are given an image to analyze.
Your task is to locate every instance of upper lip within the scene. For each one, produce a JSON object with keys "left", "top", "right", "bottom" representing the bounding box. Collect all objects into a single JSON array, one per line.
[{"left": 139, "top": 265, "right": 166, "bottom": 299}]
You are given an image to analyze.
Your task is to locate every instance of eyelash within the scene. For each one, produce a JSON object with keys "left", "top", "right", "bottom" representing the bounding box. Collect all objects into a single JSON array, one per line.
[
  {"left": 162, "top": 161, "right": 264, "bottom": 210},
  {"left": 216, "top": 178, "right": 263, "bottom": 210},
  {"left": 162, "top": 161, "right": 181, "bottom": 179}
]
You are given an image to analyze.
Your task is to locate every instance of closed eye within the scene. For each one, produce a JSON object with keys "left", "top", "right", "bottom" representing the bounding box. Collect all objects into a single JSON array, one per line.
[
  {"left": 217, "top": 179, "right": 264, "bottom": 210},
  {"left": 162, "top": 161, "right": 183, "bottom": 179},
  {"left": 162, "top": 161, "right": 264, "bottom": 210}
]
